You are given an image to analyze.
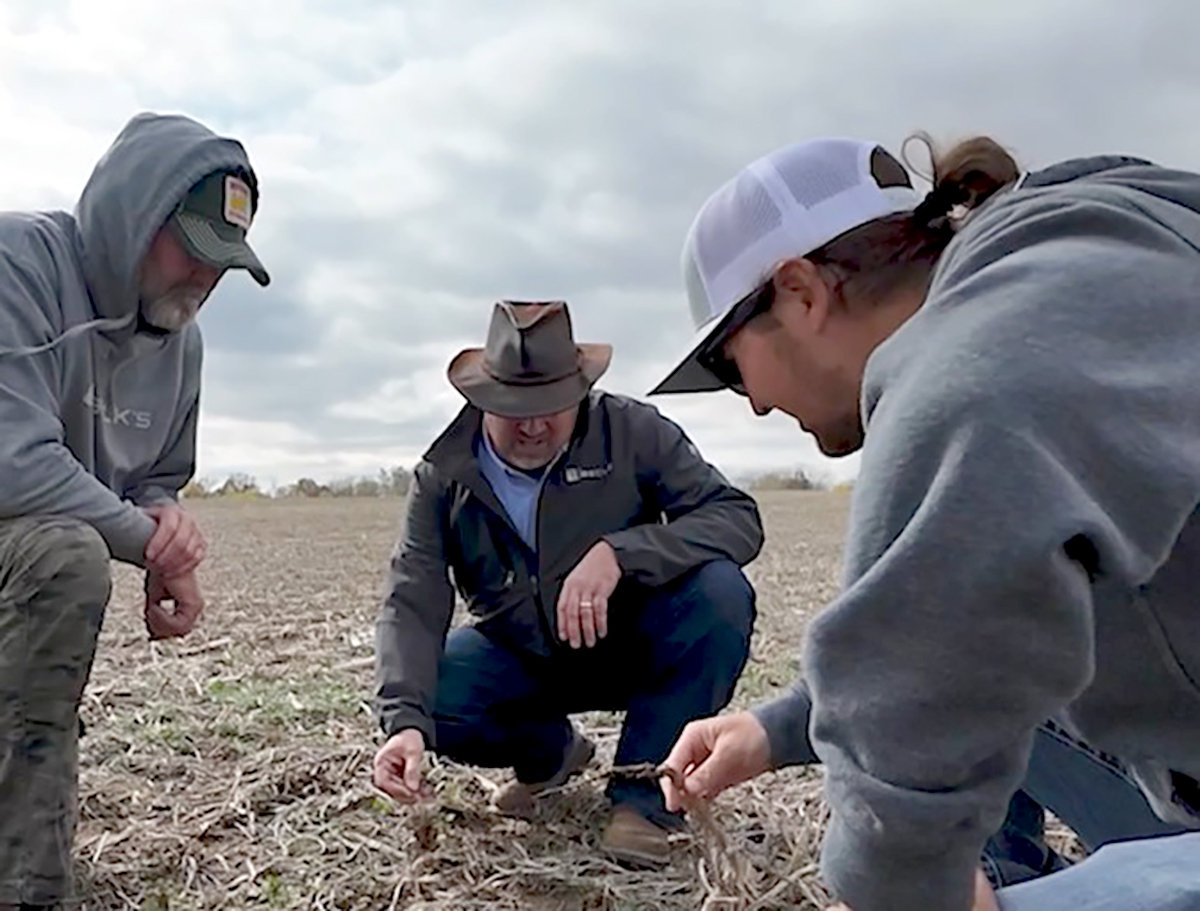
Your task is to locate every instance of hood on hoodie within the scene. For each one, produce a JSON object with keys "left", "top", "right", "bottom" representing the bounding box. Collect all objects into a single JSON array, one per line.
[{"left": 75, "top": 111, "right": 262, "bottom": 325}]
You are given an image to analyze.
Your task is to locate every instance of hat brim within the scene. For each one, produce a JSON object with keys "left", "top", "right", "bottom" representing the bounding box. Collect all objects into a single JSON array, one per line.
[
  {"left": 448, "top": 344, "right": 613, "bottom": 418},
  {"left": 173, "top": 212, "right": 271, "bottom": 287},
  {"left": 648, "top": 311, "right": 737, "bottom": 395}
]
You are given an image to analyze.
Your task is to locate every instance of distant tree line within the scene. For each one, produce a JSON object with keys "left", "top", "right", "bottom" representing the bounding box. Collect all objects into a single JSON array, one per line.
[
  {"left": 181, "top": 466, "right": 412, "bottom": 500},
  {"left": 747, "top": 468, "right": 834, "bottom": 492},
  {"left": 183, "top": 465, "right": 847, "bottom": 500}
]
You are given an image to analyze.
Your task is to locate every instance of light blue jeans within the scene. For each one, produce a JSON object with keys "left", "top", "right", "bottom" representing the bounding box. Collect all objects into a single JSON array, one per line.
[
  {"left": 995, "top": 721, "right": 1200, "bottom": 909},
  {"left": 998, "top": 832, "right": 1200, "bottom": 910}
]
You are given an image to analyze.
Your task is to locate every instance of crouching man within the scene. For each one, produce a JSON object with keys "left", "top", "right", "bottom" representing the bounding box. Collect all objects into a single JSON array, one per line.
[
  {"left": 372, "top": 300, "right": 762, "bottom": 866},
  {"left": 0, "top": 111, "right": 270, "bottom": 909}
]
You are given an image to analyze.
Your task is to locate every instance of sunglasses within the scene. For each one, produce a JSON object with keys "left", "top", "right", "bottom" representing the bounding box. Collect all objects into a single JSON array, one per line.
[{"left": 697, "top": 280, "right": 776, "bottom": 396}]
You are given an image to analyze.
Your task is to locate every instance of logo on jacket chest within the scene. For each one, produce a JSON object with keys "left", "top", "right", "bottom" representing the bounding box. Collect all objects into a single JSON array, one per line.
[
  {"left": 83, "top": 385, "right": 153, "bottom": 430},
  {"left": 563, "top": 463, "right": 613, "bottom": 484}
]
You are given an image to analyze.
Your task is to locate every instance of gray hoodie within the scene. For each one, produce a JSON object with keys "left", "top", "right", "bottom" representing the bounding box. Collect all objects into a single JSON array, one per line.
[
  {"left": 0, "top": 113, "right": 259, "bottom": 565},
  {"left": 754, "top": 157, "right": 1200, "bottom": 911}
]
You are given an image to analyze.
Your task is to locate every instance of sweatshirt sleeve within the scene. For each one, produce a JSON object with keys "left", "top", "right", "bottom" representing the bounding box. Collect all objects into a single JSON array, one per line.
[
  {"left": 603, "top": 402, "right": 764, "bottom": 583},
  {"left": 752, "top": 680, "right": 820, "bottom": 767},
  {"left": 806, "top": 195, "right": 1200, "bottom": 911},
  {"left": 0, "top": 249, "right": 155, "bottom": 564}
]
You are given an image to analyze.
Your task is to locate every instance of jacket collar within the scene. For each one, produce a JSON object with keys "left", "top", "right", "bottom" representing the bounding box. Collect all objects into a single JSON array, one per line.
[{"left": 424, "top": 392, "right": 612, "bottom": 506}]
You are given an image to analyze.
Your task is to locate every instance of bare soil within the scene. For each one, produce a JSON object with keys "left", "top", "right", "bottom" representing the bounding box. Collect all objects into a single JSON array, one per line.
[{"left": 71, "top": 492, "right": 1057, "bottom": 910}]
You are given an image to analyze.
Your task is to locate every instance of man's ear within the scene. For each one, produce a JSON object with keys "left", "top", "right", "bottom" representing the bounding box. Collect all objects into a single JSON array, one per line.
[{"left": 771, "top": 258, "right": 834, "bottom": 334}]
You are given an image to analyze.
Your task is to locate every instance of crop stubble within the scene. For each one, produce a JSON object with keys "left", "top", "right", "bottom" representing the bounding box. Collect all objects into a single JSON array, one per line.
[{"left": 70, "top": 491, "right": 1046, "bottom": 909}]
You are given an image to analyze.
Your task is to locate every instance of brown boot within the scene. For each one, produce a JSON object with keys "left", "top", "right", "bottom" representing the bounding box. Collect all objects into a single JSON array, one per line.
[
  {"left": 491, "top": 730, "right": 596, "bottom": 819},
  {"left": 600, "top": 804, "right": 671, "bottom": 868}
]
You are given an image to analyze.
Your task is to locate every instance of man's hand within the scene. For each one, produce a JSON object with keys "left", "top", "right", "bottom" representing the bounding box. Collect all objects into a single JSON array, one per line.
[
  {"left": 373, "top": 729, "right": 432, "bottom": 803},
  {"left": 144, "top": 570, "right": 205, "bottom": 640},
  {"left": 660, "top": 711, "right": 772, "bottom": 811},
  {"left": 144, "top": 502, "right": 207, "bottom": 579},
  {"left": 826, "top": 869, "right": 1000, "bottom": 911},
  {"left": 556, "top": 540, "right": 622, "bottom": 649}
]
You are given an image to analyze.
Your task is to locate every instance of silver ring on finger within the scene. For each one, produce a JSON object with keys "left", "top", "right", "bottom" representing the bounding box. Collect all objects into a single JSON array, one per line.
[{"left": 580, "top": 600, "right": 594, "bottom": 608}]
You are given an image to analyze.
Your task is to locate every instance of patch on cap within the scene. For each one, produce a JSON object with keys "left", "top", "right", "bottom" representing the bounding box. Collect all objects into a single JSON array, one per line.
[{"left": 224, "top": 175, "right": 253, "bottom": 229}]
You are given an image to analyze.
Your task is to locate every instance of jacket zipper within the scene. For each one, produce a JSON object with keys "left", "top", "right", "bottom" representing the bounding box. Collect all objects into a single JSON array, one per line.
[{"left": 530, "top": 446, "right": 571, "bottom": 639}]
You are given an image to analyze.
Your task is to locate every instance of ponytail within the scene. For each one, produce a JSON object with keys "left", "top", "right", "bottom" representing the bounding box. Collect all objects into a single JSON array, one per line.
[
  {"left": 807, "top": 134, "right": 1020, "bottom": 306},
  {"left": 909, "top": 133, "right": 1021, "bottom": 225}
]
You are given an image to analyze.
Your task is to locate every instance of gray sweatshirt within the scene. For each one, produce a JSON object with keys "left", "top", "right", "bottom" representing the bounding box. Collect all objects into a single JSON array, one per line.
[
  {"left": 0, "top": 113, "right": 259, "bottom": 564},
  {"left": 754, "top": 156, "right": 1200, "bottom": 911}
]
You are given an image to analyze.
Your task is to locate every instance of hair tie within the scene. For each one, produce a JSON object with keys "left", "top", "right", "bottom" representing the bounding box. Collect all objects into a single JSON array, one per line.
[{"left": 913, "top": 183, "right": 966, "bottom": 225}]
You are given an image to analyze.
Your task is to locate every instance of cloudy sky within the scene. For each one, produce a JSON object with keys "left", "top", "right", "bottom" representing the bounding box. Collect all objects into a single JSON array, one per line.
[{"left": 2, "top": 0, "right": 1197, "bottom": 488}]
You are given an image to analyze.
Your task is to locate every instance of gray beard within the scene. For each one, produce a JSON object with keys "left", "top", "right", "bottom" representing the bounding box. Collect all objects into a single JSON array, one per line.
[{"left": 141, "top": 288, "right": 205, "bottom": 332}]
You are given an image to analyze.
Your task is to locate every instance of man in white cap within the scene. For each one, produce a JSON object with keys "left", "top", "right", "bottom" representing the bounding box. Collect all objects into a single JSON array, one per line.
[
  {"left": 372, "top": 300, "right": 763, "bottom": 866},
  {"left": 652, "top": 136, "right": 1200, "bottom": 910},
  {"left": 0, "top": 111, "right": 269, "bottom": 909}
]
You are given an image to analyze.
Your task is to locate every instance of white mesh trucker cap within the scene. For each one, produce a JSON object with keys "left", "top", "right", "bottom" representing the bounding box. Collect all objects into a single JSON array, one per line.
[{"left": 649, "top": 138, "right": 921, "bottom": 395}]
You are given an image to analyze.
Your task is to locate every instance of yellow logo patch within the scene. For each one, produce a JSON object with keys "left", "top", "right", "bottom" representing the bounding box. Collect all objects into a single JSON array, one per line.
[{"left": 223, "top": 175, "right": 253, "bottom": 229}]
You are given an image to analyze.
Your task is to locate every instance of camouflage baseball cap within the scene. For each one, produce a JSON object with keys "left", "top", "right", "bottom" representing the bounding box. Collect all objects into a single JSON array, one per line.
[{"left": 170, "top": 170, "right": 270, "bottom": 286}]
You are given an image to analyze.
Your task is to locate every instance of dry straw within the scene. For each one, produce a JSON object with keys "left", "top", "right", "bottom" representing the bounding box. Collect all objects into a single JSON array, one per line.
[{"left": 72, "top": 497, "right": 1080, "bottom": 910}]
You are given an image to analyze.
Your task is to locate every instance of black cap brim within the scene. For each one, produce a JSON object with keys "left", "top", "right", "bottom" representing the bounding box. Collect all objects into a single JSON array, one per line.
[{"left": 648, "top": 309, "right": 740, "bottom": 395}]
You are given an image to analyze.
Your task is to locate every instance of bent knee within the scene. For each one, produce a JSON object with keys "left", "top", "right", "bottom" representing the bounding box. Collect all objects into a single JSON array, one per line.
[
  {"left": 7, "top": 516, "right": 112, "bottom": 604},
  {"left": 688, "top": 560, "right": 756, "bottom": 631}
]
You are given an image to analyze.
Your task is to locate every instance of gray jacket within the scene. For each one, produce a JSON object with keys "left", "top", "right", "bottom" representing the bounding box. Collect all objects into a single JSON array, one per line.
[
  {"left": 0, "top": 112, "right": 260, "bottom": 564},
  {"left": 756, "top": 156, "right": 1200, "bottom": 911},
  {"left": 373, "top": 391, "right": 764, "bottom": 744}
]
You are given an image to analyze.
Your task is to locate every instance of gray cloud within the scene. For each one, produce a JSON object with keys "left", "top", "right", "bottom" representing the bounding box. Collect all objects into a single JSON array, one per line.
[
  {"left": 200, "top": 278, "right": 322, "bottom": 357},
  {"left": 6, "top": 0, "right": 1200, "bottom": 482}
]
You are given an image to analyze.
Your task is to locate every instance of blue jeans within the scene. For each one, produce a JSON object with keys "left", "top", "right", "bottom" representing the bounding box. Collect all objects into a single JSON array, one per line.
[
  {"left": 991, "top": 721, "right": 1199, "bottom": 909},
  {"left": 997, "top": 832, "right": 1200, "bottom": 910},
  {"left": 431, "top": 559, "right": 755, "bottom": 827}
]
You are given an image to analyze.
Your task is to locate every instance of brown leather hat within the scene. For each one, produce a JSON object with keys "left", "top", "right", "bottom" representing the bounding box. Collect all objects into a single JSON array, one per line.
[{"left": 448, "top": 301, "right": 613, "bottom": 418}]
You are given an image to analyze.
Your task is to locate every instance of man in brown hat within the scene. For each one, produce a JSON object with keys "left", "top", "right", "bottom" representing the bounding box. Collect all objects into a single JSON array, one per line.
[{"left": 371, "top": 300, "right": 763, "bottom": 865}]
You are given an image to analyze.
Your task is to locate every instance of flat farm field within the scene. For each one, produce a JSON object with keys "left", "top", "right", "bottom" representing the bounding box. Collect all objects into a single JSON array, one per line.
[{"left": 78, "top": 492, "right": 851, "bottom": 910}]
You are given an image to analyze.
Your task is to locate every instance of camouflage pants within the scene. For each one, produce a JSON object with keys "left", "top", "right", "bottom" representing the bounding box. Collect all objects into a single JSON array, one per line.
[{"left": 0, "top": 517, "right": 111, "bottom": 907}]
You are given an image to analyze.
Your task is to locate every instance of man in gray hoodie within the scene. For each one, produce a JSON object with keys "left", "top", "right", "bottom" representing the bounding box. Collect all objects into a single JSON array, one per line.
[
  {"left": 651, "top": 137, "right": 1200, "bottom": 910},
  {"left": 0, "top": 112, "right": 269, "bottom": 909}
]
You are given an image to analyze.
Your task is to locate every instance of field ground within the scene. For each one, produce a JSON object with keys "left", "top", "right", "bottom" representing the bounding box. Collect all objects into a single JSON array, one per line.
[{"left": 75, "top": 492, "right": 854, "bottom": 909}]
